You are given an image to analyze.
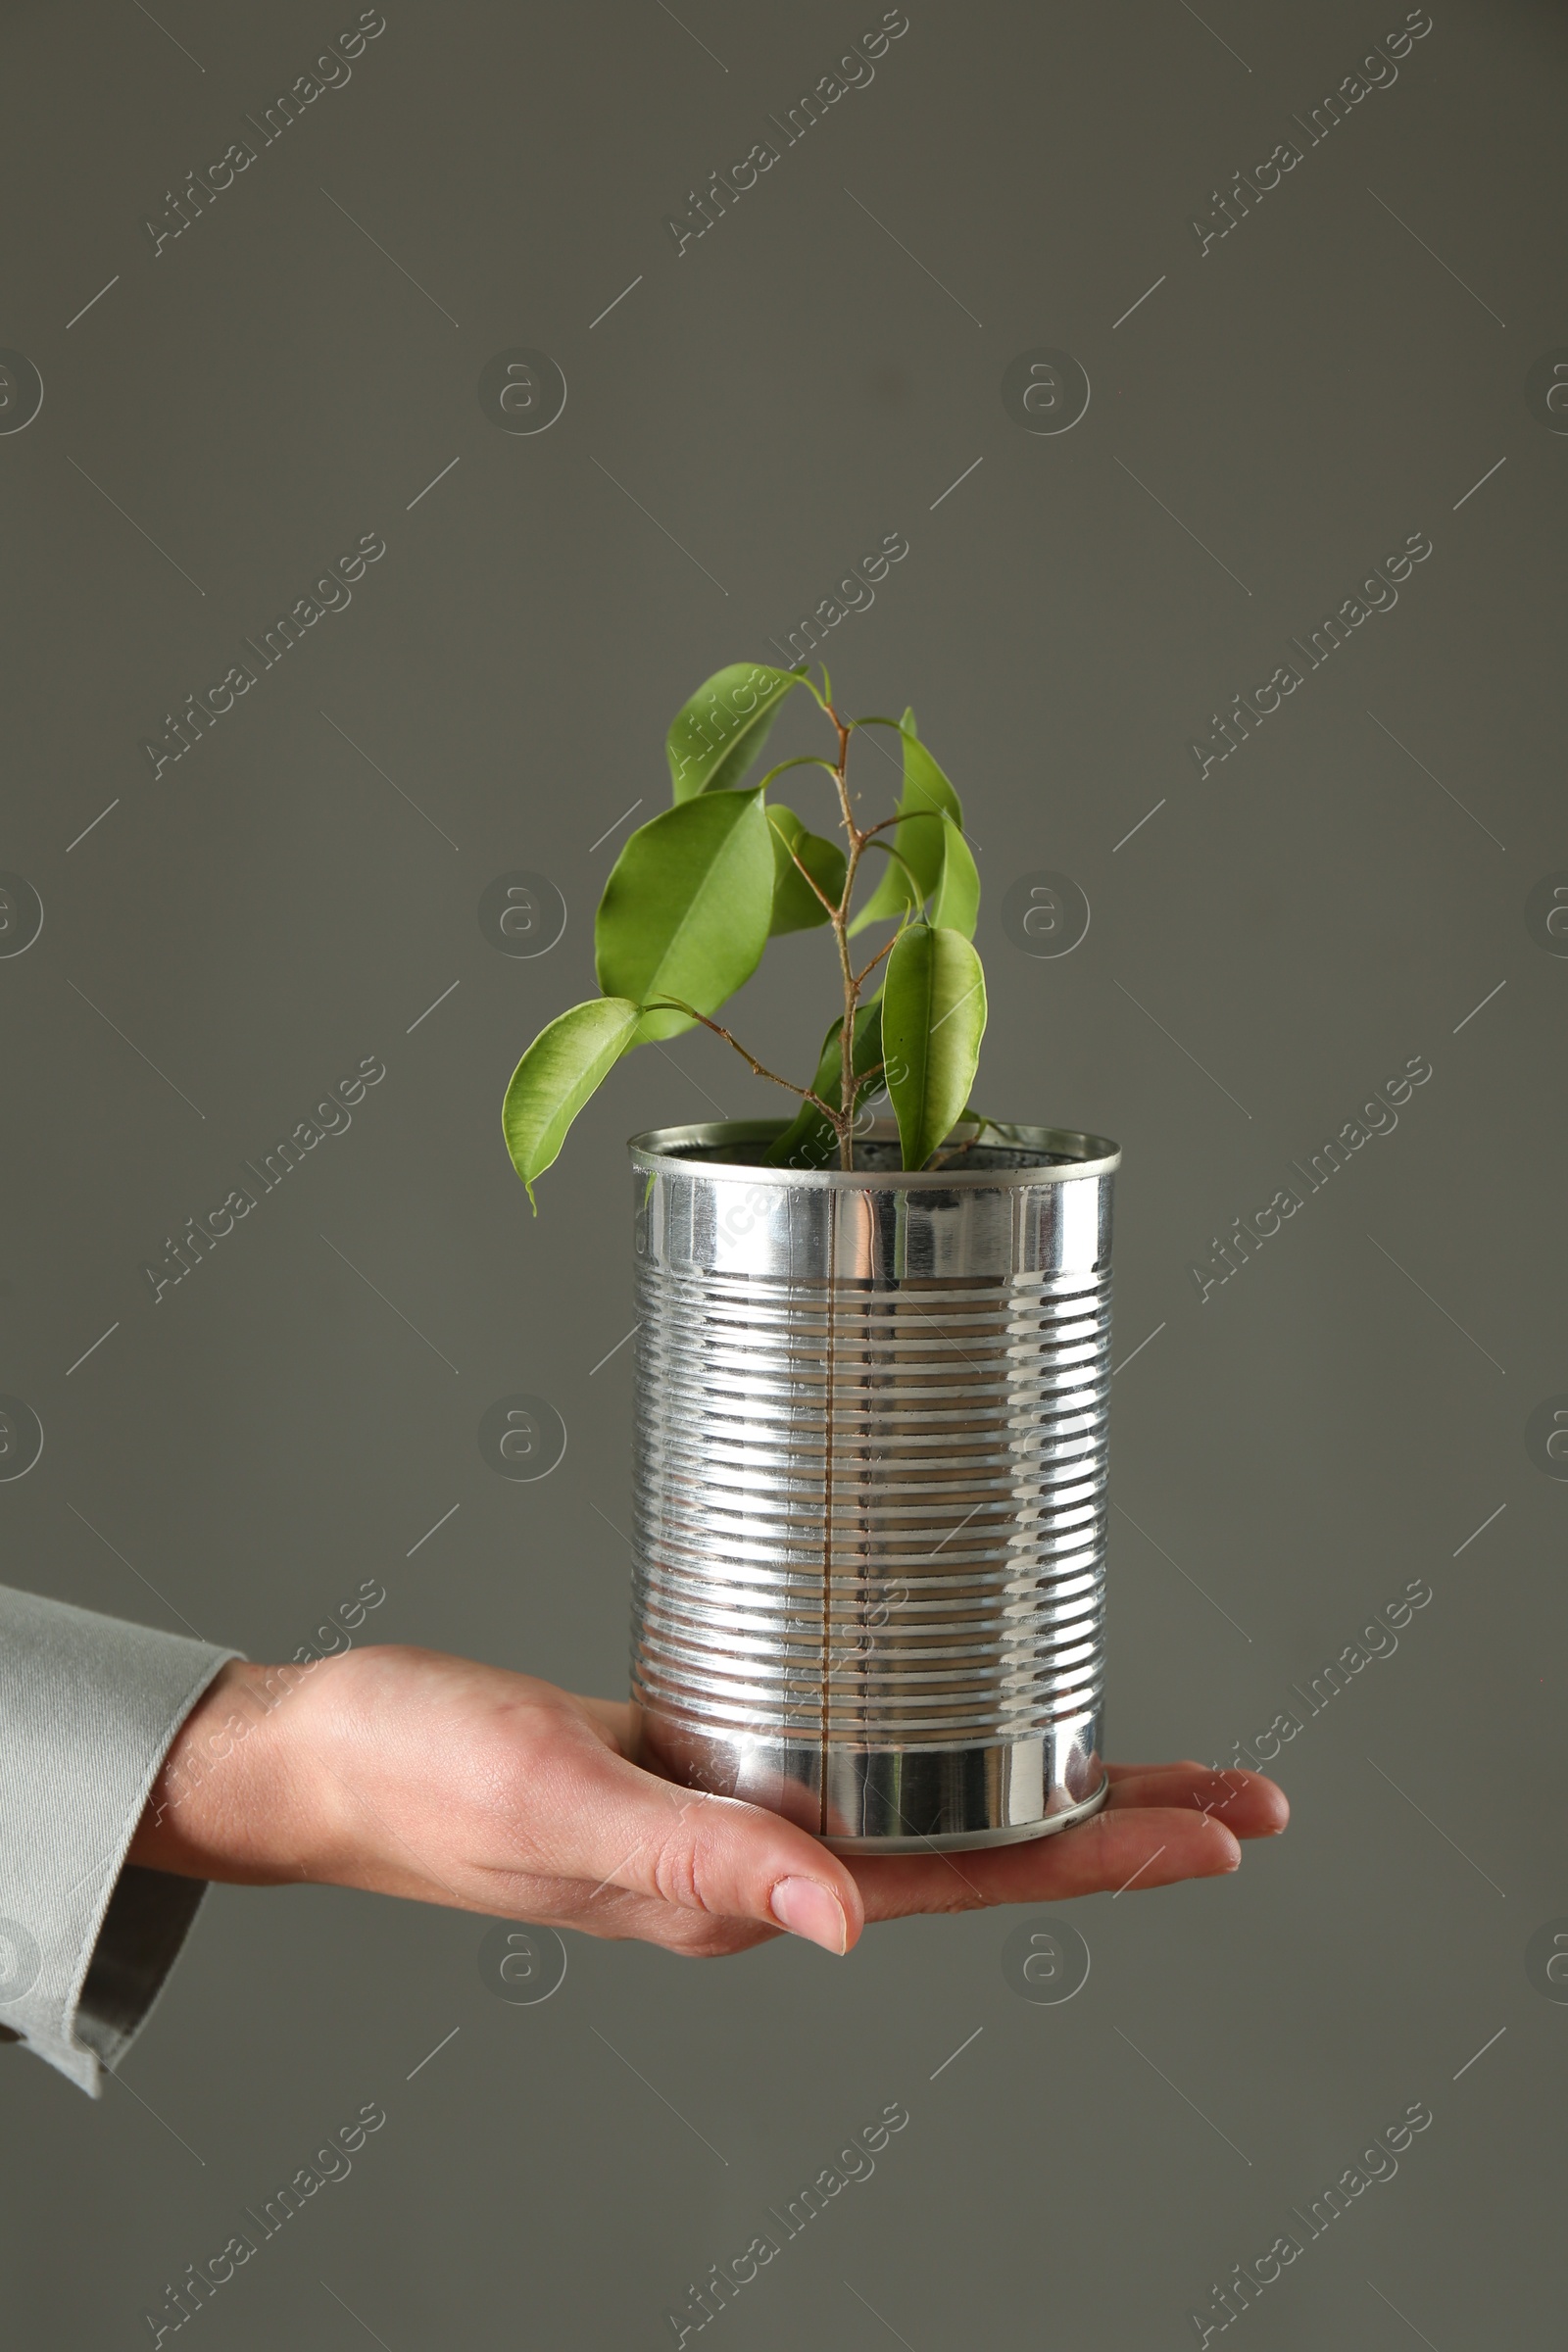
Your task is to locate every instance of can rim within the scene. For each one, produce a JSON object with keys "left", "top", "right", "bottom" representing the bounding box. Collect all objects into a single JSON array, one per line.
[{"left": 627, "top": 1116, "right": 1120, "bottom": 1189}]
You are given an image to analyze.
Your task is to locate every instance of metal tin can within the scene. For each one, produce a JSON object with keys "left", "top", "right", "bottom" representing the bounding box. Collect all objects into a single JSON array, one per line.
[{"left": 627, "top": 1119, "right": 1118, "bottom": 1851}]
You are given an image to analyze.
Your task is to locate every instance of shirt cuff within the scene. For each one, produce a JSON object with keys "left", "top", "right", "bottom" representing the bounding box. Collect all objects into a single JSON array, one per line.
[{"left": 0, "top": 1584, "right": 238, "bottom": 2095}]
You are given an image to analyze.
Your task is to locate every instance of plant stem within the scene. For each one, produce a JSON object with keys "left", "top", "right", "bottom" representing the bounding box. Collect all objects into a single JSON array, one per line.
[
  {"left": 766, "top": 810, "right": 841, "bottom": 922},
  {"left": 824, "top": 701, "right": 864, "bottom": 1171},
  {"left": 670, "top": 692, "right": 899, "bottom": 1171},
  {"left": 643, "top": 1001, "right": 839, "bottom": 1123},
  {"left": 852, "top": 933, "right": 899, "bottom": 991}
]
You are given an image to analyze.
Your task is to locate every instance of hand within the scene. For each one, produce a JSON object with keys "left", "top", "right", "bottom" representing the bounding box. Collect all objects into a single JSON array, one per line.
[{"left": 130, "top": 1646, "right": 1288, "bottom": 1959}]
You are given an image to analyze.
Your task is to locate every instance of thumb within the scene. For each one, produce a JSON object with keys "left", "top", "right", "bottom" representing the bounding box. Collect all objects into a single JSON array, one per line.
[{"left": 565, "top": 1741, "right": 865, "bottom": 1955}]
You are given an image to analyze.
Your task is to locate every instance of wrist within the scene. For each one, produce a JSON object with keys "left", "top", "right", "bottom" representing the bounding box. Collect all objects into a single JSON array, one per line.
[{"left": 129, "top": 1657, "right": 328, "bottom": 1885}]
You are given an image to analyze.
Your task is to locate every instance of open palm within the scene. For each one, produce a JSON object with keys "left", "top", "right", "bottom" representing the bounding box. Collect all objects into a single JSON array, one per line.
[{"left": 133, "top": 1648, "right": 1289, "bottom": 1959}]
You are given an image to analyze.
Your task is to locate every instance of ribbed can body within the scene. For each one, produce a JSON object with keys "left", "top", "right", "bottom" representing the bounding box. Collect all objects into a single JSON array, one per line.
[{"left": 628, "top": 1120, "right": 1118, "bottom": 1850}]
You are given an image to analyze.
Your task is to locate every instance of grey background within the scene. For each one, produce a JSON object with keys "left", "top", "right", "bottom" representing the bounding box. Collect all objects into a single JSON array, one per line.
[{"left": 2, "top": 0, "right": 1564, "bottom": 2342}]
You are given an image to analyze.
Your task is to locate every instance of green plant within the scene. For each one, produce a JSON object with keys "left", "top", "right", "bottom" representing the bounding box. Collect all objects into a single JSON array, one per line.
[{"left": 501, "top": 661, "right": 988, "bottom": 1203}]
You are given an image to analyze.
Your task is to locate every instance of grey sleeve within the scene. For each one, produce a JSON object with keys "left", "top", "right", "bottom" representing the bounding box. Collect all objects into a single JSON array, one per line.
[{"left": 0, "top": 1583, "right": 239, "bottom": 2096}]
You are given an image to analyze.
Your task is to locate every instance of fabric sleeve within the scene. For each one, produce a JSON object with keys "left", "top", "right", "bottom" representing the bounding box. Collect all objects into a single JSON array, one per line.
[{"left": 0, "top": 1582, "right": 238, "bottom": 2095}]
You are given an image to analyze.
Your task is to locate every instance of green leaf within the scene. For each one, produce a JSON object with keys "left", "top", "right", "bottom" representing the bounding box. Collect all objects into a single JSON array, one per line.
[
  {"left": 764, "top": 1000, "right": 883, "bottom": 1168},
  {"left": 502, "top": 998, "right": 642, "bottom": 1209},
  {"left": 928, "top": 815, "right": 979, "bottom": 939},
  {"left": 595, "top": 789, "right": 774, "bottom": 1042},
  {"left": 767, "top": 806, "right": 847, "bottom": 934},
  {"left": 849, "top": 712, "right": 965, "bottom": 933},
  {"left": 882, "top": 922, "right": 988, "bottom": 1170},
  {"left": 666, "top": 663, "right": 803, "bottom": 802}
]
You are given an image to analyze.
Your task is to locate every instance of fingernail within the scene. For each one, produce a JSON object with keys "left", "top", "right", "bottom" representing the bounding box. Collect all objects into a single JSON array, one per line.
[{"left": 770, "top": 1876, "right": 848, "bottom": 1955}]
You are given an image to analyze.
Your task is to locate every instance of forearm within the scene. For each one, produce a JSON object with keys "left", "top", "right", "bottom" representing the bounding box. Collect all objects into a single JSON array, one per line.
[{"left": 127, "top": 1658, "right": 326, "bottom": 1886}]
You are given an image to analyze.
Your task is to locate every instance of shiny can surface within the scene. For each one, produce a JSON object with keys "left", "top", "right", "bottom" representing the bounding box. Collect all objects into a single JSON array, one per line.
[{"left": 627, "top": 1119, "right": 1118, "bottom": 1851}]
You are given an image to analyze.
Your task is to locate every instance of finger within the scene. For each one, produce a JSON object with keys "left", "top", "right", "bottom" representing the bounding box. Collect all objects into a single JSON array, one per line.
[
  {"left": 847, "top": 1800, "right": 1243, "bottom": 1921},
  {"left": 1105, "top": 1762, "right": 1289, "bottom": 1838},
  {"left": 524, "top": 1733, "right": 865, "bottom": 1956}
]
